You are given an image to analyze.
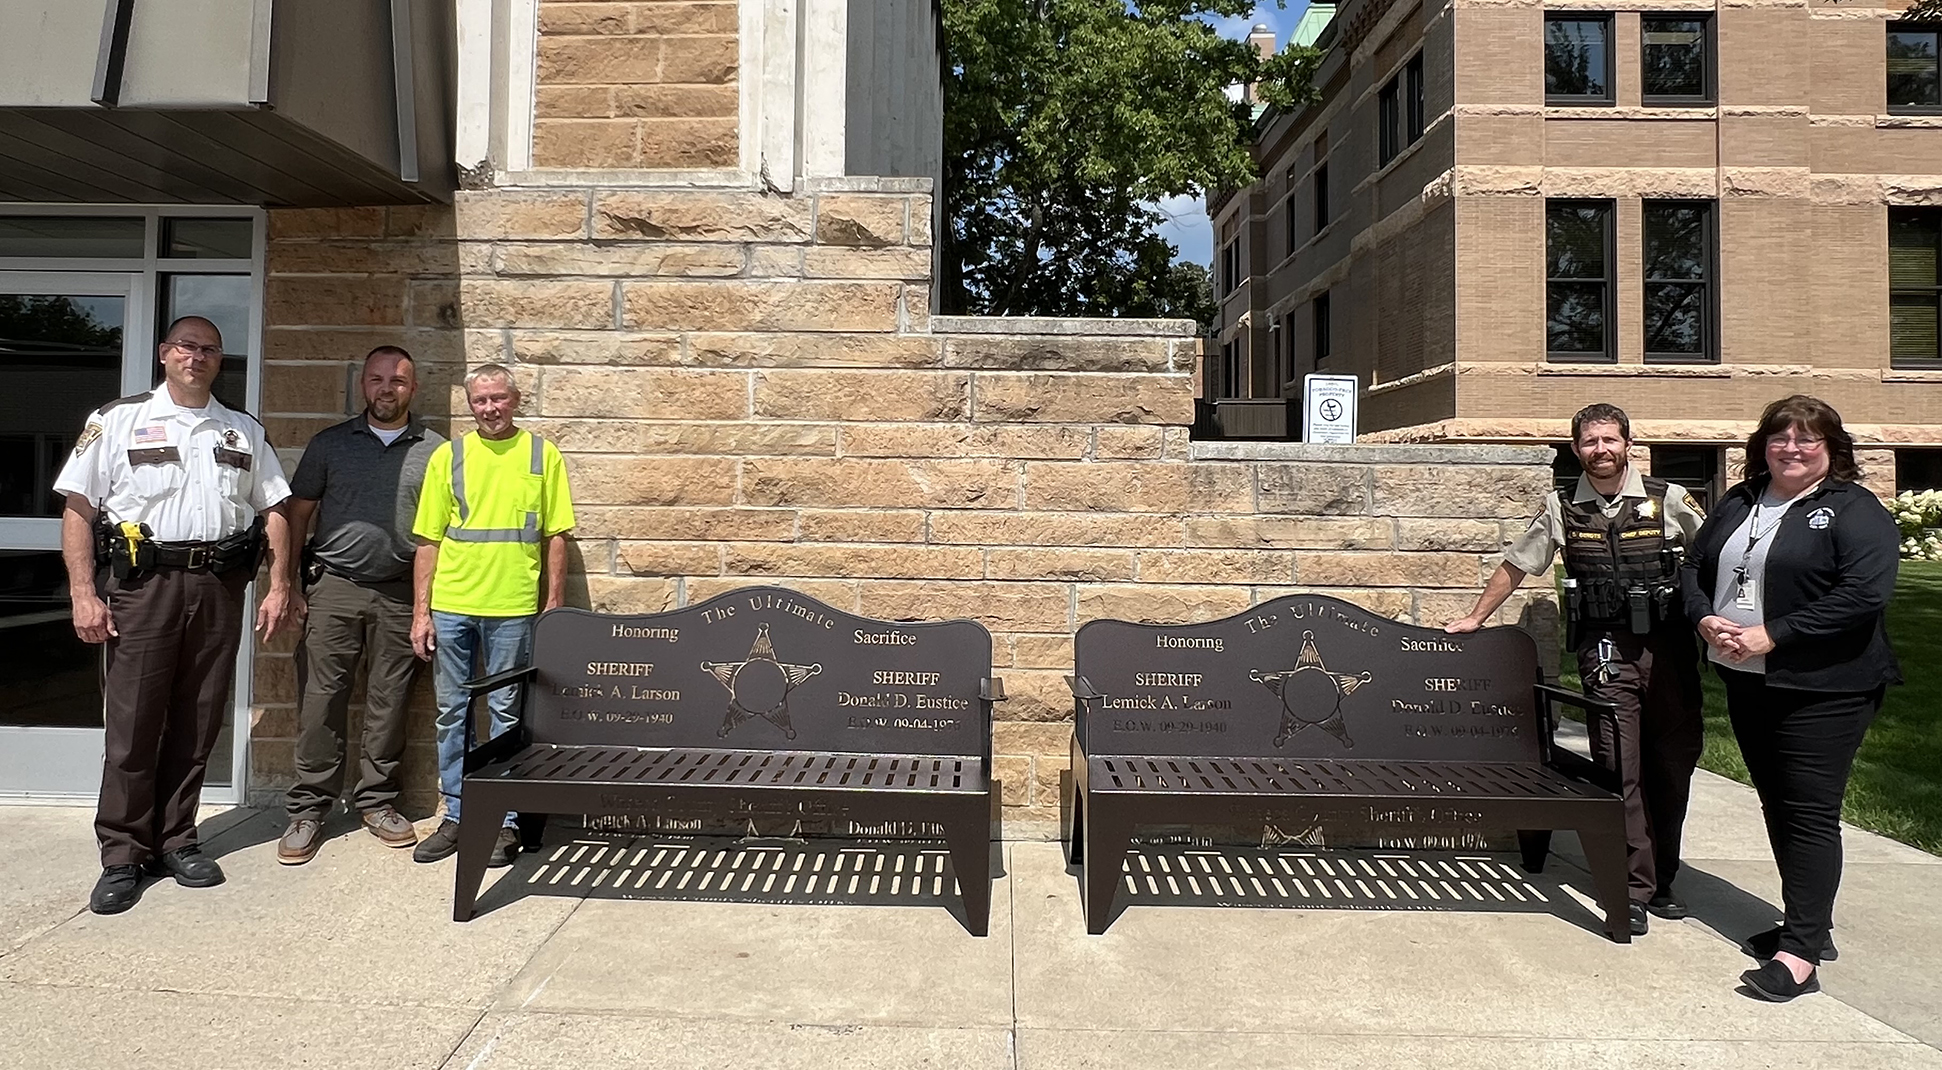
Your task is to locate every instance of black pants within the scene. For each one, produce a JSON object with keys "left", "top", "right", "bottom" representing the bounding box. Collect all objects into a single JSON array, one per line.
[
  {"left": 1578, "top": 628, "right": 1704, "bottom": 903},
  {"left": 1719, "top": 667, "right": 1882, "bottom": 965}
]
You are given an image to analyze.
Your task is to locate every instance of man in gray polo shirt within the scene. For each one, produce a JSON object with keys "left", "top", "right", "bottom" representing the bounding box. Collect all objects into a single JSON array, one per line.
[{"left": 278, "top": 346, "right": 445, "bottom": 864}]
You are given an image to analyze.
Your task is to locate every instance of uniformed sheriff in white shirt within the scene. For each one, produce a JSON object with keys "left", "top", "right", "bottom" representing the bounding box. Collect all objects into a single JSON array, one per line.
[{"left": 53, "top": 315, "right": 301, "bottom": 917}]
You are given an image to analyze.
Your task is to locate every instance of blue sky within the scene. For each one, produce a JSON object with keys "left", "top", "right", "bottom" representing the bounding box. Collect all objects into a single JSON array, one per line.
[{"left": 1154, "top": 2, "right": 1311, "bottom": 266}]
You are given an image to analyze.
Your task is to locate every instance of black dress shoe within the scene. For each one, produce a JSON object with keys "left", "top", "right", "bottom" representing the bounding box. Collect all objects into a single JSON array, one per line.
[
  {"left": 147, "top": 846, "right": 225, "bottom": 888},
  {"left": 1646, "top": 891, "right": 1688, "bottom": 920},
  {"left": 1741, "top": 959, "right": 1820, "bottom": 1002},
  {"left": 1628, "top": 902, "right": 1649, "bottom": 936},
  {"left": 1746, "top": 926, "right": 1838, "bottom": 963},
  {"left": 89, "top": 865, "right": 145, "bottom": 915}
]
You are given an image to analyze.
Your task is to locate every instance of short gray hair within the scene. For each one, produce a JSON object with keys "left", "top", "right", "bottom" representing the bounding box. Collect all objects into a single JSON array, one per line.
[{"left": 463, "top": 363, "right": 518, "bottom": 398}]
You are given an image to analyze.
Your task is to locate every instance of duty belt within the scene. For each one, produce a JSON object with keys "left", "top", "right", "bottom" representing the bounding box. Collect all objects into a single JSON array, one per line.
[{"left": 150, "top": 537, "right": 252, "bottom": 572}]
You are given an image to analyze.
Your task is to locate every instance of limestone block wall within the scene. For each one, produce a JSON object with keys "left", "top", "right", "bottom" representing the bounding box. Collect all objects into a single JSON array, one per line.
[
  {"left": 533, "top": 0, "right": 740, "bottom": 169},
  {"left": 253, "top": 186, "right": 1555, "bottom": 835}
]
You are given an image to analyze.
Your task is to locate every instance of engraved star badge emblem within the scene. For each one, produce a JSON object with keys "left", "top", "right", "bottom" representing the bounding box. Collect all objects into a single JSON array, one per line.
[
  {"left": 1636, "top": 498, "right": 1658, "bottom": 520},
  {"left": 1248, "top": 630, "right": 1373, "bottom": 749},
  {"left": 701, "top": 623, "right": 823, "bottom": 739}
]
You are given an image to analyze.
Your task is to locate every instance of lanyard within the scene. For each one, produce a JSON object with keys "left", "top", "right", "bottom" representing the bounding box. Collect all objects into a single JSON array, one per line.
[{"left": 1734, "top": 484, "right": 1818, "bottom": 590}]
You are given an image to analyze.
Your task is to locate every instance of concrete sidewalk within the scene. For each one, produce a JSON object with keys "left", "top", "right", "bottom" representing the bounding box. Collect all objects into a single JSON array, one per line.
[{"left": 1, "top": 769, "right": 1937, "bottom": 1070}]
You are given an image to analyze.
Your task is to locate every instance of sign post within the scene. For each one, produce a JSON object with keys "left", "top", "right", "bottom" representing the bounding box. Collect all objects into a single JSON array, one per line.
[{"left": 1303, "top": 374, "right": 1359, "bottom": 444}]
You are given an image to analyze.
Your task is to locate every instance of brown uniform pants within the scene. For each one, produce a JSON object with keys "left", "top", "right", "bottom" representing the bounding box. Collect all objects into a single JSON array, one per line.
[
  {"left": 1578, "top": 627, "right": 1705, "bottom": 904},
  {"left": 97, "top": 566, "right": 250, "bottom": 867},
  {"left": 286, "top": 572, "right": 418, "bottom": 819}
]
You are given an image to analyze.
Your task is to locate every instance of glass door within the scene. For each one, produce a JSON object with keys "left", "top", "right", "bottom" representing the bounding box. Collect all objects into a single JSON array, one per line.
[{"left": 0, "top": 271, "right": 144, "bottom": 798}]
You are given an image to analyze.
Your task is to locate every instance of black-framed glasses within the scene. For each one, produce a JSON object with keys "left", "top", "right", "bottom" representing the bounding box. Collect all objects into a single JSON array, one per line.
[
  {"left": 1766, "top": 433, "right": 1825, "bottom": 450},
  {"left": 164, "top": 339, "right": 223, "bottom": 359}
]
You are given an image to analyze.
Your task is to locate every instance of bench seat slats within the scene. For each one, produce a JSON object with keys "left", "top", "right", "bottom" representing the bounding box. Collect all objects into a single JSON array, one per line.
[
  {"left": 480, "top": 743, "right": 984, "bottom": 793},
  {"left": 1091, "top": 755, "right": 1605, "bottom": 800}
]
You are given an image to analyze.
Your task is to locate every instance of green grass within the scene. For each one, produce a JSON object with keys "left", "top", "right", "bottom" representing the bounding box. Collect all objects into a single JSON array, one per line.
[{"left": 1556, "top": 561, "right": 1942, "bottom": 856}]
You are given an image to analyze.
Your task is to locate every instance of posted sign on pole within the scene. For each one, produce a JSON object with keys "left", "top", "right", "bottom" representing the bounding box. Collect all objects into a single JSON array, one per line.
[{"left": 1303, "top": 374, "right": 1359, "bottom": 444}]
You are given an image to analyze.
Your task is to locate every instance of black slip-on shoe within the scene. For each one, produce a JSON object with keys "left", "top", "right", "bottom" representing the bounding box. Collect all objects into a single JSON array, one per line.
[
  {"left": 1746, "top": 926, "right": 1838, "bottom": 963},
  {"left": 1629, "top": 902, "right": 1650, "bottom": 936},
  {"left": 1741, "top": 959, "right": 1820, "bottom": 1002},
  {"left": 413, "top": 820, "right": 460, "bottom": 863},
  {"left": 147, "top": 846, "right": 224, "bottom": 888},
  {"left": 1646, "top": 892, "right": 1689, "bottom": 920},
  {"left": 488, "top": 826, "right": 520, "bottom": 868},
  {"left": 89, "top": 865, "right": 145, "bottom": 915}
]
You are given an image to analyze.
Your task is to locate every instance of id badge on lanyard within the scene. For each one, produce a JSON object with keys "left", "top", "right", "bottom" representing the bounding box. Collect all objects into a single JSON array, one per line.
[{"left": 1733, "top": 570, "right": 1757, "bottom": 612}]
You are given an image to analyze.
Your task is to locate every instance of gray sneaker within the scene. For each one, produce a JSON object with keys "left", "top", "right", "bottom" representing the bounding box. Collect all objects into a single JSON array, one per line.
[
  {"left": 413, "top": 819, "right": 460, "bottom": 863},
  {"left": 361, "top": 805, "right": 417, "bottom": 848},
  {"left": 277, "top": 818, "right": 323, "bottom": 866}
]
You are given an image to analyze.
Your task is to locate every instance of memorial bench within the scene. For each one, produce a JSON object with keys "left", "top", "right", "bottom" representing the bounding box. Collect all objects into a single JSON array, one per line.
[
  {"left": 1063, "top": 593, "right": 1631, "bottom": 940},
  {"left": 450, "top": 586, "right": 1003, "bottom": 935}
]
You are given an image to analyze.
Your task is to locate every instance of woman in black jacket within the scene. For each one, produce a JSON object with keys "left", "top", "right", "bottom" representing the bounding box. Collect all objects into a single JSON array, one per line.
[{"left": 1680, "top": 395, "right": 1901, "bottom": 1003}]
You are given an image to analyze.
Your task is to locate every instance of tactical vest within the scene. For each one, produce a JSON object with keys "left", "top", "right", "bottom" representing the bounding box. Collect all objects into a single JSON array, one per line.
[{"left": 1560, "top": 476, "right": 1678, "bottom": 628}]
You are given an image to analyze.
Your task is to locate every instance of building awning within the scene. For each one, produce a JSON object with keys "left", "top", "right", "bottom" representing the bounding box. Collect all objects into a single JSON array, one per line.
[{"left": 0, "top": 0, "right": 454, "bottom": 206}]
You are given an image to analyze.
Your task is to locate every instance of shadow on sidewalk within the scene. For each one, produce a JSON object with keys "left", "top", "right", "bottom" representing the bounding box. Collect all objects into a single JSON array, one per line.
[
  {"left": 1071, "top": 843, "right": 1623, "bottom": 939},
  {"left": 469, "top": 831, "right": 1005, "bottom": 933}
]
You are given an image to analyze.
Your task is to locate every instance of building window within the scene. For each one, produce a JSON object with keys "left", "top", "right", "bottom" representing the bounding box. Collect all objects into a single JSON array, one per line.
[
  {"left": 1896, "top": 448, "right": 1942, "bottom": 493},
  {"left": 1406, "top": 54, "right": 1426, "bottom": 142},
  {"left": 1642, "top": 16, "right": 1712, "bottom": 105},
  {"left": 1220, "top": 240, "right": 1240, "bottom": 297},
  {"left": 1545, "top": 15, "right": 1614, "bottom": 105},
  {"left": 1890, "top": 208, "right": 1942, "bottom": 368},
  {"left": 1314, "top": 162, "right": 1330, "bottom": 235},
  {"left": 1281, "top": 312, "right": 1297, "bottom": 391},
  {"left": 1312, "top": 291, "right": 1332, "bottom": 368},
  {"left": 1546, "top": 200, "right": 1614, "bottom": 362},
  {"left": 1650, "top": 446, "right": 1721, "bottom": 510},
  {"left": 1889, "top": 25, "right": 1942, "bottom": 112},
  {"left": 1642, "top": 200, "right": 1716, "bottom": 362},
  {"left": 1379, "top": 80, "right": 1400, "bottom": 165}
]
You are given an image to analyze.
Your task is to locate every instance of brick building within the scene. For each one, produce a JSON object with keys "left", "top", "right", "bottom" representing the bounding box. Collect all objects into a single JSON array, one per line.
[
  {"left": 1210, "top": 0, "right": 1942, "bottom": 499},
  {"left": 0, "top": 1, "right": 1556, "bottom": 833}
]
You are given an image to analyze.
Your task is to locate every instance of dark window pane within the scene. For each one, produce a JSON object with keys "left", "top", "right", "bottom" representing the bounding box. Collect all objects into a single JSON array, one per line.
[
  {"left": 1314, "top": 293, "right": 1332, "bottom": 364},
  {"left": 0, "top": 294, "right": 124, "bottom": 518},
  {"left": 162, "top": 218, "right": 254, "bottom": 260},
  {"left": 1315, "top": 164, "right": 1329, "bottom": 232},
  {"left": 1890, "top": 211, "right": 1939, "bottom": 286},
  {"left": 1890, "top": 293, "right": 1940, "bottom": 361},
  {"left": 1644, "top": 282, "right": 1705, "bottom": 354},
  {"left": 1545, "top": 19, "right": 1609, "bottom": 98},
  {"left": 1547, "top": 204, "right": 1608, "bottom": 279},
  {"left": 0, "top": 216, "right": 144, "bottom": 259},
  {"left": 1379, "top": 81, "right": 1400, "bottom": 163},
  {"left": 1644, "top": 203, "right": 1707, "bottom": 280},
  {"left": 1888, "top": 30, "right": 1941, "bottom": 107},
  {"left": 1548, "top": 281, "right": 1607, "bottom": 353},
  {"left": 1406, "top": 55, "right": 1425, "bottom": 141},
  {"left": 0, "top": 551, "right": 105, "bottom": 729},
  {"left": 1642, "top": 18, "right": 1706, "bottom": 99}
]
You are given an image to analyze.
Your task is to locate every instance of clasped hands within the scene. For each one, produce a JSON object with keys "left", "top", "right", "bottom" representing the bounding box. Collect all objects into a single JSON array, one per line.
[{"left": 1699, "top": 615, "right": 1773, "bottom": 662}]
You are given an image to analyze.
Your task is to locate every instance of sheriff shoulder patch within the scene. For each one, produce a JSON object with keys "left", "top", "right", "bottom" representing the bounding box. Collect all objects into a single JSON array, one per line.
[
  {"left": 1680, "top": 490, "right": 1705, "bottom": 518},
  {"left": 73, "top": 421, "right": 102, "bottom": 457}
]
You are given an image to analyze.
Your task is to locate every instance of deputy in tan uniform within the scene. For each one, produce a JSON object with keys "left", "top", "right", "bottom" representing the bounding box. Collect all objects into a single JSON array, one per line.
[
  {"left": 1447, "top": 403, "right": 1705, "bottom": 936},
  {"left": 56, "top": 315, "right": 300, "bottom": 915}
]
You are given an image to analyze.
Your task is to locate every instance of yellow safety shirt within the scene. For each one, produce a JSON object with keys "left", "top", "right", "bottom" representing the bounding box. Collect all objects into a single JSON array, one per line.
[{"left": 412, "top": 429, "right": 575, "bottom": 617}]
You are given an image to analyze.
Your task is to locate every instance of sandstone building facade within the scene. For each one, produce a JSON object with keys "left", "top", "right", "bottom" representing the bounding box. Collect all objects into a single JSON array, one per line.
[
  {"left": 0, "top": 0, "right": 1553, "bottom": 835},
  {"left": 1210, "top": 0, "right": 1942, "bottom": 500}
]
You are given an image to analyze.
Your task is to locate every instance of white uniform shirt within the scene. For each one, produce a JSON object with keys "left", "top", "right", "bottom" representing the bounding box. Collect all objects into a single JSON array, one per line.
[{"left": 53, "top": 389, "right": 291, "bottom": 543}]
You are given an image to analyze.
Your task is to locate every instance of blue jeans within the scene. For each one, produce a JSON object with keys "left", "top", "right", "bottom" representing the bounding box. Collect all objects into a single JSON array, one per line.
[{"left": 432, "top": 611, "right": 533, "bottom": 825}]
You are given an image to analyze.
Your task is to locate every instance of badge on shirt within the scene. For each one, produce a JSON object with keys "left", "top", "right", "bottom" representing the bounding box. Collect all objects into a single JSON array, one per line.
[
  {"left": 133, "top": 424, "right": 169, "bottom": 445},
  {"left": 1808, "top": 506, "right": 1834, "bottom": 530},
  {"left": 1734, "top": 579, "right": 1757, "bottom": 611},
  {"left": 1635, "top": 499, "right": 1658, "bottom": 520},
  {"left": 73, "top": 422, "right": 102, "bottom": 457},
  {"left": 223, "top": 428, "right": 240, "bottom": 448}
]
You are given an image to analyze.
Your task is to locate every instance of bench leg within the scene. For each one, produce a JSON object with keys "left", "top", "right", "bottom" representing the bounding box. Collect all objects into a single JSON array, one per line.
[
  {"left": 1517, "top": 829, "right": 1553, "bottom": 874},
  {"left": 516, "top": 811, "right": 548, "bottom": 851},
  {"left": 1081, "top": 801, "right": 1132, "bottom": 936},
  {"left": 452, "top": 810, "right": 505, "bottom": 923},
  {"left": 1065, "top": 790, "right": 1084, "bottom": 867},
  {"left": 945, "top": 796, "right": 993, "bottom": 938},
  {"left": 1578, "top": 822, "right": 1633, "bottom": 944}
]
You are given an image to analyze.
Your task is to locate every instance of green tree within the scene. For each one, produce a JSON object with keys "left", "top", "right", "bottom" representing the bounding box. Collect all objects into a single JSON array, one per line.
[{"left": 941, "top": 0, "right": 1320, "bottom": 319}]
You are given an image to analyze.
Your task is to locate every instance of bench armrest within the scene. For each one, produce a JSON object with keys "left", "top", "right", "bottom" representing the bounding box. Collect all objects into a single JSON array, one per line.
[
  {"left": 981, "top": 677, "right": 1007, "bottom": 702},
  {"left": 1065, "top": 675, "right": 1099, "bottom": 700},
  {"left": 1533, "top": 683, "right": 1623, "bottom": 795},
  {"left": 463, "top": 664, "right": 537, "bottom": 695}
]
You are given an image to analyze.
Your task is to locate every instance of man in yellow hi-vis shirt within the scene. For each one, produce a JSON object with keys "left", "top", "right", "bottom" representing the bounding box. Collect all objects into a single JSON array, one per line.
[{"left": 408, "top": 364, "right": 574, "bottom": 865}]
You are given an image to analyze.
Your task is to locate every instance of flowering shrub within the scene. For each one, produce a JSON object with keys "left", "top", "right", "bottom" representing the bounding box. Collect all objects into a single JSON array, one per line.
[{"left": 1890, "top": 490, "right": 1942, "bottom": 561}]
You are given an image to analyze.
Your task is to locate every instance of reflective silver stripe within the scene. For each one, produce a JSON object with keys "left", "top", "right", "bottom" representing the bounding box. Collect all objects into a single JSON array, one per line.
[
  {"left": 450, "top": 434, "right": 470, "bottom": 523},
  {"left": 444, "top": 430, "right": 546, "bottom": 543}
]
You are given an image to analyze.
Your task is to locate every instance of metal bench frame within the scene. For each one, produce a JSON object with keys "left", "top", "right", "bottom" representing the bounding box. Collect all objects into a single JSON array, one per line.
[{"left": 448, "top": 594, "right": 1003, "bottom": 935}]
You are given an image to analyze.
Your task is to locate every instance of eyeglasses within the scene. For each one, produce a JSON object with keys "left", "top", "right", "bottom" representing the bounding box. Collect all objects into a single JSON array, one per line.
[
  {"left": 165, "top": 340, "right": 223, "bottom": 359},
  {"left": 1766, "top": 433, "right": 1825, "bottom": 450}
]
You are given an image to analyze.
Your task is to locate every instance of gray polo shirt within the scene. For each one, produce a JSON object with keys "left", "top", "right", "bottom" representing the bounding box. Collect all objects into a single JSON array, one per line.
[{"left": 290, "top": 414, "right": 445, "bottom": 589}]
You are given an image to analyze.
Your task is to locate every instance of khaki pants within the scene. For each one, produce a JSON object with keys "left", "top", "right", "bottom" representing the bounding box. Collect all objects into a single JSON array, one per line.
[
  {"left": 286, "top": 572, "right": 419, "bottom": 820},
  {"left": 97, "top": 566, "right": 249, "bottom": 867}
]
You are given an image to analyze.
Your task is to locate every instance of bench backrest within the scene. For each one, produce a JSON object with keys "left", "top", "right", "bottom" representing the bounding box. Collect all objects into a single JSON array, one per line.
[
  {"left": 1074, "top": 593, "right": 1542, "bottom": 763},
  {"left": 523, "top": 586, "right": 993, "bottom": 760}
]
